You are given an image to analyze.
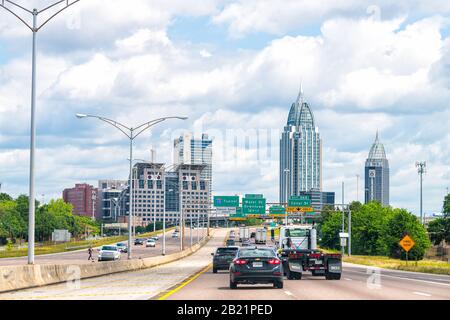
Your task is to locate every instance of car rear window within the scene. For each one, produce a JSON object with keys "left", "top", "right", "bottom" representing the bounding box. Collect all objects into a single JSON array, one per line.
[
  {"left": 217, "top": 248, "right": 238, "bottom": 254},
  {"left": 238, "top": 249, "right": 275, "bottom": 258},
  {"left": 102, "top": 246, "right": 117, "bottom": 251}
]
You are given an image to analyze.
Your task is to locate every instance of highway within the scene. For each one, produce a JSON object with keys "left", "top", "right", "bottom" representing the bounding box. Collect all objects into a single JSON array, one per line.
[
  {"left": 0, "top": 228, "right": 449, "bottom": 300},
  {"left": 0, "top": 229, "right": 204, "bottom": 266}
]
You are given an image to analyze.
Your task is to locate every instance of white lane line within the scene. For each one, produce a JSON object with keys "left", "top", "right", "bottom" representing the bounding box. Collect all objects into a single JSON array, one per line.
[
  {"left": 413, "top": 292, "right": 432, "bottom": 297},
  {"left": 344, "top": 278, "right": 352, "bottom": 281},
  {"left": 284, "top": 290, "right": 293, "bottom": 296},
  {"left": 345, "top": 270, "right": 450, "bottom": 287}
]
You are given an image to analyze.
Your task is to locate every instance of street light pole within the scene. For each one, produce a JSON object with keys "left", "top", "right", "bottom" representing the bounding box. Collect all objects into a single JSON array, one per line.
[
  {"left": 1, "top": 0, "right": 81, "bottom": 265},
  {"left": 416, "top": 161, "right": 426, "bottom": 224},
  {"left": 76, "top": 114, "right": 187, "bottom": 259},
  {"left": 284, "top": 168, "right": 289, "bottom": 226}
]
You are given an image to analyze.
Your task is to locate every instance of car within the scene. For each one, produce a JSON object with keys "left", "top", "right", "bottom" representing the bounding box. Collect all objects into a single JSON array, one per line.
[
  {"left": 151, "top": 235, "right": 159, "bottom": 241},
  {"left": 211, "top": 246, "right": 239, "bottom": 273},
  {"left": 134, "top": 238, "right": 145, "bottom": 245},
  {"left": 98, "top": 245, "right": 121, "bottom": 261},
  {"left": 116, "top": 243, "right": 128, "bottom": 253},
  {"left": 229, "top": 247, "right": 283, "bottom": 289},
  {"left": 146, "top": 239, "right": 156, "bottom": 247},
  {"left": 226, "top": 239, "right": 236, "bottom": 246},
  {"left": 250, "top": 232, "right": 256, "bottom": 238},
  {"left": 172, "top": 232, "right": 179, "bottom": 238}
]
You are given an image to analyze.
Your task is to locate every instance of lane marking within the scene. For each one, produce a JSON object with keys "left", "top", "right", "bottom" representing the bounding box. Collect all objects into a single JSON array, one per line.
[
  {"left": 157, "top": 263, "right": 213, "bottom": 300},
  {"left": 284, "top": 290, "right": 293, "bottom": 296},
  {"left": 413, "top": 291, "right": 432, "bottom": 297},
  {"left": 345, "top": 270, "right": 450, "bottom": 287},
  {"left": 344, "top": 278, "right": 352, "bottom": 281}
]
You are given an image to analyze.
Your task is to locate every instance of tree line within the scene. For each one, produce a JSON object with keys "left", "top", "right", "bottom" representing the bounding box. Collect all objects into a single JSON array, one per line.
[
  {"left": 0, "top": 193, "right": 100, "bottom": 245},
  {"left": 318, "top": 195, "right": 450, "bottom": 260}
]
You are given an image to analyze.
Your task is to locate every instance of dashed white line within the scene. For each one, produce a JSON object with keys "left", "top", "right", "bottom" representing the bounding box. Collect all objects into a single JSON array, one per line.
[
  {"left": 413, "top": 292, "right": 432, "bottom": 297},
  {"left": 344, "top": 278, "right": 352, "bottom": 281},
  {"left": 284, "top": 290, "right": 293, "bottom": 296}
]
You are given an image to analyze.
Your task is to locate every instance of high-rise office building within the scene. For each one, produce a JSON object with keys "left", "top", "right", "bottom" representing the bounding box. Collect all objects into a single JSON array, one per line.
[
  {"left": 365, "top": 131, "right": 390, "bottom": 206},
  {"left": 174, "top": 133, "right": 212, "bottom": 188},
  {"left": 63, "top": 183, "right": 99, "bottom": 219},
  {"left": 280, "top": 86, "right": 322, "bottom": 203},
  {"left": 97, "top": 180, "right": 127, "bottom": 221}
]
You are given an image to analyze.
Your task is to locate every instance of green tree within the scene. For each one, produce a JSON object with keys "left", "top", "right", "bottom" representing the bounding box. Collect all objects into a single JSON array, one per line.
[
  {"left": 383, "top": 208, "right": 431, "bottom": 260},
  {"left": 427, "top": 218, "right": 450, "bottom": 246},
  {"left": 443, "top": 194, "right": 450, "bottom": 217},
  {"left": 0, "top": 200, "right": 26, "bottom": 242},
  {"left": 351, "top": 202, "right": 392, "bottom": 255},
  {"left": 319, "top": 211, "right": 343, "bottom": 250},
  {"left": 0, "top": 193, "right": 12, "bottom": 202}
]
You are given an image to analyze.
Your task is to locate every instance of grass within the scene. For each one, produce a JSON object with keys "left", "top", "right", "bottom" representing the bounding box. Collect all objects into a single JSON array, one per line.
[
  {"left": 343, "top": 255, "right": 450, "bottom": 275},
  {"left": 0, "top": 227, "right": 175, "bottom": 259}
]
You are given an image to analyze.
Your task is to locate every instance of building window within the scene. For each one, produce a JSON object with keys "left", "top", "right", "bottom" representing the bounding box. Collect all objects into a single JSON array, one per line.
[
  {"left": 156, "top": 180, "right": 162, "bottom": 189},
  {"left": 148, "top": 180, "right": 153, "bottom": 189}
]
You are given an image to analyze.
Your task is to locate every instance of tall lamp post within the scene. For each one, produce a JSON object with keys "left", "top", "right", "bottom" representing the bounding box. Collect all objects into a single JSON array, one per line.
[
  {"left": 1, "top": 0, "right": 81, "bottom": 265},
  {"left": 416, "top": 161, "right": 426, "bottom": 224},
  {"left": 76, "top": 114, "right": 187, "bottom": 259},
  {"left": 284, "top": 168, "right": 290, "bottom": 226}
]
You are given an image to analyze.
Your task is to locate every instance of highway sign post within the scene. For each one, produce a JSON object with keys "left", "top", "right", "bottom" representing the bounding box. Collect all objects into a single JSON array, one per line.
[
  {"left": 242, "top": 197, "right": 266, "bottom": 217},
  {"left": 214, "top": 196, "right": 239, "bottom": 207},
  {"left": 399, "top": 234, "right": 415, "bottom": 265}
]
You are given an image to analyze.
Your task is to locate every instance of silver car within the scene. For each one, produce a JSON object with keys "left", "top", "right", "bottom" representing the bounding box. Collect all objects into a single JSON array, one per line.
[{"left": 98, "top": 245, "right": 121, "bottom": 261}]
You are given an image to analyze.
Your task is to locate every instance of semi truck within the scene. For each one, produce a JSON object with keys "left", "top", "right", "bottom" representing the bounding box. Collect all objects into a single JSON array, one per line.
[
  {"left": 255, "top": 228, "right": 267, "bottom": 244},
  {"left": 239, "top": 226, "right": 250, "bottom": 242},
  {"left": 278, "top": 225, "right": 342, "bottom": 280}
]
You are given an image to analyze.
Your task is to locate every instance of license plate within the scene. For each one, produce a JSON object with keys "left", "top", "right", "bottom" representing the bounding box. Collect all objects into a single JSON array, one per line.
[
  {"left": 252, "top": 262, "right": 263, "bottom": 268},
  {"left": 314, "top": 260, "right": 323, "bottom": 265},
  {"left": 290, "top": 263, "right": 302, "bottom": 271},
  {"left": 329, "top": 265, "right": 341, "bottom": 271}
]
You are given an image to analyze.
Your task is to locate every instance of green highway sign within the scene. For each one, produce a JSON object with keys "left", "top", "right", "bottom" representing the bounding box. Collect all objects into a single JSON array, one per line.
[
  {"left": 269, "top": 205, "right": 285, "bottom": 214},
  {"left": 288, "top": 195, "right": 311, "bottom": 207},
  {"left": 229, "top": 207, "right": 246, "bottom": 221},
  {"left": 245, "top": 194, "right": 264, "bottom": 199},
  {"left": 214, "top": 196, "right": 239, "bottom": 207},
  {"left": 243, "top": 197, "right": 266, "bottom": 215}
]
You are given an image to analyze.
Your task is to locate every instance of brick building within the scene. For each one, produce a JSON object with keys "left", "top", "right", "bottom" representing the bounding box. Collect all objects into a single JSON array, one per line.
[{"left": 62, "top": 183, "right": 99, "bottom": 220}]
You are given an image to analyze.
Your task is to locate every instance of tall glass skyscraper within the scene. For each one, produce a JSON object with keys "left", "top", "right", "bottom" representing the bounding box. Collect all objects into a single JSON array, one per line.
[
  {"left": 174, "top": 133, "right": 212, "bottom": 187},
  {"left": 364, "top": 132, "right": 389, "bottom": 206},
  {"left": 280, "top": 87, "right": 322, "bottom": 203}
]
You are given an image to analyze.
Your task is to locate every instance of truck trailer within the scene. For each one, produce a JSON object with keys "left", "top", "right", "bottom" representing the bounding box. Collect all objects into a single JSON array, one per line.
[
  {"left": 278, "top": 225, "right": 342, "bottom": 280},
  {"left": 255, "top": 228, "right": 267, "bottom": 244}
]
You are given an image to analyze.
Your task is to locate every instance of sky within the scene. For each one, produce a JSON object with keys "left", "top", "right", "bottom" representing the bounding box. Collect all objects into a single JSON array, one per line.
[{"left": 0, "top": 0, "right": 449, "bottom": 215}]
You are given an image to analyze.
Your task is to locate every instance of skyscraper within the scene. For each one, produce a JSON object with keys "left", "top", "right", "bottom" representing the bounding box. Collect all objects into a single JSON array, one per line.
[
  {"left": 365, "top": 131, "right": 390, "bottom": 206},
  {"left": 174, "top": 133, "right": 212, "bottom": 188},
  {"left": 280, "top": 86, "right": 322, "bottom": 203}
]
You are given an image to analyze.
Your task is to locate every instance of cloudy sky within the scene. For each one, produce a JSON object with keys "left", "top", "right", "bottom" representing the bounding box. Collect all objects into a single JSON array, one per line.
[{"left": 0, "top": 0, "right": 449, "bottom": 215}]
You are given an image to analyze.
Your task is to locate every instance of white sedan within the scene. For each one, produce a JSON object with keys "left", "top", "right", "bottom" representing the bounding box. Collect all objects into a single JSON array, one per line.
[{"left": 146, "top": 239, "right": 156, "bottom": 247}]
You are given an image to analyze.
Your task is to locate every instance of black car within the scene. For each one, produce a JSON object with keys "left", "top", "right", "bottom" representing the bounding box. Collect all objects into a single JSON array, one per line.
[
  {"left": 134, "top": 238, "right": 145, "bottom": 245},
  {"left": 250, "top": 232, "right": 256, "bottom": 238},
  {"left": 229, "top": 247, "right": 283, "bottom": 289},
  {"left": 211, "top": 246, "right": 239, "bottom": 273},
  {"left": 226, "top": 239, "right": 235, "bottom": 246}
]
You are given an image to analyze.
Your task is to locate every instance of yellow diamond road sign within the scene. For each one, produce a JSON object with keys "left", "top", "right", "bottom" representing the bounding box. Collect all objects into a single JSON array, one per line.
[{"left": 399, "top": 235, "right": 415, "bottom": 252}]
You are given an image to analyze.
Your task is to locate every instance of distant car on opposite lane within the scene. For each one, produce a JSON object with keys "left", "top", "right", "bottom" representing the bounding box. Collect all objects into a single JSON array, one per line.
[
  {"left": 146, "top": 239, "right": 156, "bottom": 247},
  {"left": 98, "top": 245, "right": 121, "bottom": 261},
  {"left": 116, "top": 243, "right": 128, "bottom": 253}
]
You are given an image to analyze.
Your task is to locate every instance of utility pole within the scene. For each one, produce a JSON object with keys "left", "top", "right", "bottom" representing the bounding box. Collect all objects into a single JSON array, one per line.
[
  {"left": 356, "top": 174, "right": 360, "bottom": 202},
  {"left": 284, "top": 168, "right": 290, "bottom": 226},
  {"left": 416, "top": 161, "right": 426, "bottom": 224},
  {"left": 342, "top": 181, "right": 345, "bottom": 256}
]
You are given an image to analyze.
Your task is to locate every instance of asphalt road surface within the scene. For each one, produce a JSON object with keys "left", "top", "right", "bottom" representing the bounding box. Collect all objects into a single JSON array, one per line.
[
  {"left": 1, "top": 227, "right": 449, "bottom": 300},
  {"left": 0, "top": 228, "right": 206, "bottom": 266}
]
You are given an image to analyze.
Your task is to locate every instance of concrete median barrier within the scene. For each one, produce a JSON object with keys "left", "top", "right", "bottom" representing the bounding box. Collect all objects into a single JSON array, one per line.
[{"left": 0, "top": 232, "right": 213, "bottom": 293}]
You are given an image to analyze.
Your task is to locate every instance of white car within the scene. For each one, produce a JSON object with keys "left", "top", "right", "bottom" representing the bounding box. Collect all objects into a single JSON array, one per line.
[
  {"left": 151, "top": 235, "right": 159, "bottom": 241},
  {"left": 172, "top": 232, "right": 179, "bottom": 238},
  {"left": 98, "top": 245, "right": 121, "bottom": 261},
  {"left": 146, "top": 239, "right": 156, "bottom": 247}
]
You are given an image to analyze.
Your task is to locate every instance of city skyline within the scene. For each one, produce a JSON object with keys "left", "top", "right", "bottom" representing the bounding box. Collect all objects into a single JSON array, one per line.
[{"left": 0, "top": 1, "right": 449, "bottom": 216}]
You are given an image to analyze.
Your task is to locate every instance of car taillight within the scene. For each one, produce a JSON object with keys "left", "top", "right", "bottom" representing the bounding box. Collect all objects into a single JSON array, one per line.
[
  {"left": 233, "top": 259, "right": 247, "bottom": 265},
  {"left": 268, "top": 258, "right": 281, "bottom": 265}
]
